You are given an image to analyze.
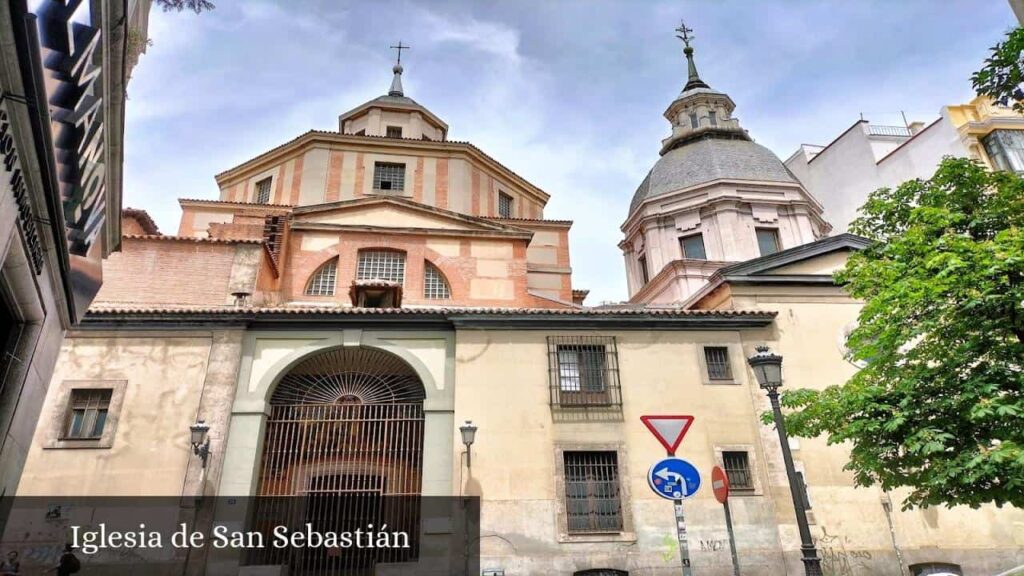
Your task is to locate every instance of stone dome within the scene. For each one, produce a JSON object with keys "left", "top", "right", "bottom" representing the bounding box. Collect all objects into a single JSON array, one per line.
[{"left": 629, "top": 137, "right": 798, "bottom": 214}]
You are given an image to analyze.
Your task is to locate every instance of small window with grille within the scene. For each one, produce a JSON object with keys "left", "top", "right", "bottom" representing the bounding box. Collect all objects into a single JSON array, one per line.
[
  {"left": 722, "top": 451, "right": 754, "bottom": 490},
  {"left": 548, "top": 336, "right": 621, "bottom": 412},
  {"left": 498, "top": 192, "right": 514, "bottom": 218},
  {"left": 64, "top": 389, "right": 112, "bottom": 439},
  {"left": 386, "top": 126, "right": 403, "bottom": 138},
  {"left": 254, "top": 177, "right": 272, "bottom": 204},
  {"left": 423, "top": 261, "right": 451, "bottom": 299},
  {"left": 703, "top": 346, "right": 732, "bottom": 381},
  {"left": 373, "top": 162, "right": 406, "bottom": 192},
  {"left": 357, "top": 250, "right": 406, "bottom": 284},
  {"left": 563, "top": 451, "right": 623, "bottom": 533},
  {"left": 305, "top": 258, "right": 338, "bottom": 296}
]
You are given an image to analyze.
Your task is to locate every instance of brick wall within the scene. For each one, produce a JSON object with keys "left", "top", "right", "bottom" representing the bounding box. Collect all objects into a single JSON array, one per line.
[{"left": 95, "top": 238, "right": 242, "bottom": 306}]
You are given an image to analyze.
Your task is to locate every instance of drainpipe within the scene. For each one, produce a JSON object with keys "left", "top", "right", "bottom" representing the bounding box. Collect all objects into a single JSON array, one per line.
[{"left": 881, "top": 492, "right": 906, "bottom": 576}]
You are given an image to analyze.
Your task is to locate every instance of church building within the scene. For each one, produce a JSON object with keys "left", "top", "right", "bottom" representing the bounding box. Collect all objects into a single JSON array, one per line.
[{"left": 12, "top": 31, "right": 1024, "bottom": 576}]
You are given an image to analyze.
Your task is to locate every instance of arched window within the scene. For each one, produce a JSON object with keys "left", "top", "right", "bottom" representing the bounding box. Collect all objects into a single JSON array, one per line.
[
  {"left": 357, "top": 250, "right": 405, "bottom": 284},
  {"left": 305, "top": 258, "right": 338, "bottom": 296},
  {"left": 423, "top": 261, "right": 451, "bottom": 299}
]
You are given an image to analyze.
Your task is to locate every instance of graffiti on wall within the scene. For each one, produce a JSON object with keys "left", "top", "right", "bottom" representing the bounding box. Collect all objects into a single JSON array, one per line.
[{"left": 814, "top": 527, "right": 873, "bottom": 576}]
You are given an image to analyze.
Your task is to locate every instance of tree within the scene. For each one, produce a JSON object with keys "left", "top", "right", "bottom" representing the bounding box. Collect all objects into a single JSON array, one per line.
[
  {"left": 776, "top": 157, "right": 1024, "bottom": 510},
  {"left": 972, "top": 26, "right": 1024, "bottom": 113},
  {"left": 154, "top": 0, "right": 215, "bottom": 13}
]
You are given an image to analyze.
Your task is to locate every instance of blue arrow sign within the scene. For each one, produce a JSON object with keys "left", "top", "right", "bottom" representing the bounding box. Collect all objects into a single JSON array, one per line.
[{"left": 648, "top": 457, "right": 701, "bottom": 500}]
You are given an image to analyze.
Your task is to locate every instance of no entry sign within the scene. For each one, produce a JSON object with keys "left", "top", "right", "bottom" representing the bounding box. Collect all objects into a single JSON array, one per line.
[{"left": 712, "top": 465, "right": 730, "bottom": 504}]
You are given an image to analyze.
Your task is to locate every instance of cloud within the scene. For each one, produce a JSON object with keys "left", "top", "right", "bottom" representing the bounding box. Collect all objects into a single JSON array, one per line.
[{"left": 122, "top": 0, "right": 1017, "bottom": 304}]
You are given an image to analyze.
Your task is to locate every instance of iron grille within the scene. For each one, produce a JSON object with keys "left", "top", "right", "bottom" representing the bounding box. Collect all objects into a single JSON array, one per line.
[
  {"left": 373, "top": 162, "right": 406, "bottom": 191},
  {"left": 575, "top": 571, "right": 628, "bottom": 576},
  {"left": 385, "top": 126, "right": 403, "bottom": 138},
  {"left": 723, "top": 451, "right": 753, "bottom": 490},
  {"left": 253, "top": 347, "right": 425, "bottom": 574},
  {"left": 423, "top": 262, "right": 451, "bottom": 299},
  {"left": 255, "top": 177, "right": 272, "bottom": 204},
  {"left": 564, "top": 451, "right": 623, "bottom": 533},
  {"left": 704, "top": 346, "right": 732, "bottom": 380},
  {"left": 547, "top": 336, "right": 621, "bottom": 413},
  {"left": 65, "top": 389, "right": 112, "bottom": 439},
  {"left": 498, "top": 192, "right": 514, "bottom": 218},
  {"left": 305, "top": 259, "right": 338, "bottom": 296},
  {"left": 357, "top": 250, "right": 406, "bottom": 284}
]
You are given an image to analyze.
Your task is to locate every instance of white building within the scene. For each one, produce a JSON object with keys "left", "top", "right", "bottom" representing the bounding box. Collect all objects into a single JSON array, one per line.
[{"left": 785, "top": 96, "right": 1024, "bottom": 232}]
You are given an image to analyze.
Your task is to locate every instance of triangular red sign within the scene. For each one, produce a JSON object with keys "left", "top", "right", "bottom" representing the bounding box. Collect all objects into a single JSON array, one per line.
[{"left": 640, "top": 415, "right": 695, "bottom": 455}]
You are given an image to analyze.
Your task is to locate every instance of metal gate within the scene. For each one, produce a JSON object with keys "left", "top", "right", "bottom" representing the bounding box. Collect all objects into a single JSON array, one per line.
[{"left": 249, "top": 347, "right": 425, "bottom": 575}]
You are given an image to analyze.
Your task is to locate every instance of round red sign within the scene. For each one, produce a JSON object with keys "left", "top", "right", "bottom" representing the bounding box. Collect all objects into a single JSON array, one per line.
[{"left": 711, "top": 465, "right": 730, "bottom": 504}]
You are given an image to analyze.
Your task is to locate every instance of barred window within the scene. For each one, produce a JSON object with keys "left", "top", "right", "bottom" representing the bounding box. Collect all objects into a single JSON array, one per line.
[
  {"left": 386, "top": 126, "right": 403, "bottom": 138},
  {"left": 373, "top": 162, "right": 406, "bottom": 191},
  {"left": 703, "top": 346, "right": 732, "bottom": 380},
  {"left": 548, "top": 336, "right": 621, "bottom": 412},
  {"left": 305, "top": 259, "right": 338, "bottom": 296},
  {"left": 65, "top": 389, "right": 112, "bottom": 439},
  {"left": 564, "top": 451, "right": 623, "bottom": 533},
  {"left": 255, "top": 177, "right": 272, "bottom": 204},
  {"left": 722, "top": 451, "right": 753, "bottom": 490},
  {"left": 357, "top": 250, "right": 405, "bottom": 284},
  {"left": 423, "top": 261, "right": 451, "bottom": 299},
  {"left": 575, "top": 571, "right": 628, "bottom": 576},
  {"left": 498, "top": 192, "right": 514, "bottom": 218}
]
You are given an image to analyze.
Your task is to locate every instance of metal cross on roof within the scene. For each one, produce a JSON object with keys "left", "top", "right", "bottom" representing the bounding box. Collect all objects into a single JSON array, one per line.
[
  {"left": 675, "top": 21, "right": 694, "bottom": 48},
  {"left": 390, "top": 41, "right": 410, "bottom": 66}
]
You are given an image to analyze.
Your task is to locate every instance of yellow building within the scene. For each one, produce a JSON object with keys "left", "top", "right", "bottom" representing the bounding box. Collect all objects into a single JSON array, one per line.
[{"left": 12, "top": 39, "right": 1024, "bottom": 576}]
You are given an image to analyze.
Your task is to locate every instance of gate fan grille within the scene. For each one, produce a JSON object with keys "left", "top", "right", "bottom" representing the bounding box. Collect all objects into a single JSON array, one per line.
[{"left": 270, "top": 347, "right": 426, "bottom": 405}]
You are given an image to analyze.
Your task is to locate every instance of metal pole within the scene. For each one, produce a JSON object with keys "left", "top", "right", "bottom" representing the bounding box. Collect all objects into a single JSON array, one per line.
[
  {"left": 723, "top": 499, "right": 740, "bottom": 576},
  {"left": 767, "top": 387, "right": 823, "bottom": 576},
  {"left": 674, "top": 498, "right": 693, "bottom": 576}
]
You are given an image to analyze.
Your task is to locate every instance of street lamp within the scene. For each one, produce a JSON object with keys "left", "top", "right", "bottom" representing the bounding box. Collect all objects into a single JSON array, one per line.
[
  {"left": 459, "top": 420, "right": 478, "bottom": 468},
  {"left": 190, "top": 420, "right": 211, "bottom": 469},
  {"left": 747, "top": 345, "right": 823, "bottom": 576}
]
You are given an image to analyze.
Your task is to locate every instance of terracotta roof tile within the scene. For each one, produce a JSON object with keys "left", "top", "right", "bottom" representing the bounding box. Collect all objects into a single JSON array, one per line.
[
  {"left": 122, "top": 208, "right": 160, "bottom": 235},
  {"left": 87, "top": 304, "right": 775, "bottom": 319},
  {"left": 122, "top": 234, "right": 264, "bottom": 245}
]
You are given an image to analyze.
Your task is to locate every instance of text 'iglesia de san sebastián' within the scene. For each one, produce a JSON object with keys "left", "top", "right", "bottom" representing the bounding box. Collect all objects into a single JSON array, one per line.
[{"left": 10, "top": 22, "right": 1024, "bottom": 576}]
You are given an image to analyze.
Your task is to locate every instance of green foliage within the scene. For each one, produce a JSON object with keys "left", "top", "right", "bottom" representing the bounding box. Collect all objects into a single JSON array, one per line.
[
  {"left": 972, "top": 27, "right": 1024, "bottom": 113},
  {"left": 780, "top": 157, "right": 1024, "bottom": 510},
  {"left": 155, "top": 0, "right": 215, "bottom": 13}
]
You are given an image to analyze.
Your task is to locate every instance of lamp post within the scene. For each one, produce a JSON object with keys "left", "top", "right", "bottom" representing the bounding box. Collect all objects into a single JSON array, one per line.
[
  {"left": 747, "top": 346, "right": 822, "bottom": 576},
  {"left": 459, "top": 420, "right": 478, "bottom": 468},
  {"left": 190, "top": 420, "right": 211, "bottom": 468}
]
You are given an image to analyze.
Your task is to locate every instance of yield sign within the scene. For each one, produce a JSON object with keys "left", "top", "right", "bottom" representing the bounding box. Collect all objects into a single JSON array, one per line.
[{"left": 640, "top": 415, "right": 695, "bottom": 455}]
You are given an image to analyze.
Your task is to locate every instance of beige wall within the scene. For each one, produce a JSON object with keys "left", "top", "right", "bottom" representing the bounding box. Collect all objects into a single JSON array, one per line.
[{"left": 19, "top": 334, "right": 219, "bottom": 495}]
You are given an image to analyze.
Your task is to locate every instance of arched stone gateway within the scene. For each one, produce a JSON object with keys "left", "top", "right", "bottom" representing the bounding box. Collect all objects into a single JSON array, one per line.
[{"left": 250, "top": 346, "right": 427, "bottom": 575}]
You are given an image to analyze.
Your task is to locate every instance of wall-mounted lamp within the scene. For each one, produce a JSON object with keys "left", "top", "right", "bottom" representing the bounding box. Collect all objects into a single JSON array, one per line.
[
  {"left": 190, "top": 420, "right": 211, "bottom": 468},
  {"left": 459, "top": 420, "right": 478, "bottom": 468}
]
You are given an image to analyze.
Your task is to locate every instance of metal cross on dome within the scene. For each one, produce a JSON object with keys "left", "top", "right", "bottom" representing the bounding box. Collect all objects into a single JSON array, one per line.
[
  {"left": 675, "top": 20, "right": 694, "bottom": 48},
  {"left": 390, "top": 41, "right": 410, "bottom": 66}
]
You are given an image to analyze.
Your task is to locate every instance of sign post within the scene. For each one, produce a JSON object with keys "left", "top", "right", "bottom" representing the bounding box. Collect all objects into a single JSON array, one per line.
[
  {"left": 712, "top": 466, "right": 741, "bottom": 576},
  {"left": 641, "top": 416, "right": 698, "bottom": 576}
]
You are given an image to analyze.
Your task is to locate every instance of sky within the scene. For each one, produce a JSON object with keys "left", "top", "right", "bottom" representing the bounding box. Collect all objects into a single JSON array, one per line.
[{"left": 123, "top": 0, "right": 1018, "bottom": 304}]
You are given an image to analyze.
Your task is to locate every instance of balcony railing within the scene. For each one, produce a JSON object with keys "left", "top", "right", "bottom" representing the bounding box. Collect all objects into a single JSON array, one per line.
[{"left": 867, "top": 124, "right": 912, "bottom": 137}]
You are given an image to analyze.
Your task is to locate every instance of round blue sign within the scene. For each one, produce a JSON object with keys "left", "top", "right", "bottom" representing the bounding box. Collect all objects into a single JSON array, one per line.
[{"left": 647, "top": 457, "right": 701, "bottom": 500}]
